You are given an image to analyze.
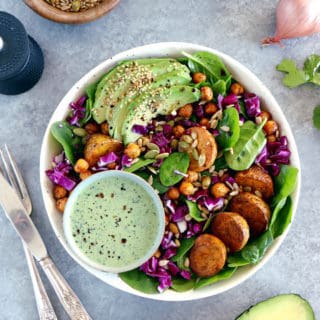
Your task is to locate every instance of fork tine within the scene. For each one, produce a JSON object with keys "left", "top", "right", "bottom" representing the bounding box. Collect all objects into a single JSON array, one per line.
[
  {"left": 0, "top": 147, "right": 20, "bottom": 194},
  {"left": 3, "top": 144, "right": 32, "bottom": 213}
]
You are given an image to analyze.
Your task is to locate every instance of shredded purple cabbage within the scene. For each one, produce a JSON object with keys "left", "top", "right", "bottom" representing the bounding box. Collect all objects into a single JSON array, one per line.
[
  {"left": 68, "top": 95, "right": 87, "bottom": 127},
  {"left": 132, "top": 124, "right": 148, "bottom": 135},
  {"left": 97, "top": 152, "right": 119, "bottom": 167},
  {"left": 171, "top": 205, "right": 188, "bottom": 222},
  {"left": 121, "top": 154, "right": 134, "bottom": 168},
  {"left": 194, "top": 104, "right": 204, "bottom": 118},
  {"left": 151, "top": 132, "right": 170, "bottom": 148},
  {"left": 218, "top": 94, "right": 240, "bottom": 112},
  {"left": 244, "top": 93, "right": 261, "bottom": 118}
]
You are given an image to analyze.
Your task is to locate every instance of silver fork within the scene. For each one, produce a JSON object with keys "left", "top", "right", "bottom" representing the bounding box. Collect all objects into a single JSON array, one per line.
[{"left": 0, "top": 145, "right": 57, "bottom": 320}]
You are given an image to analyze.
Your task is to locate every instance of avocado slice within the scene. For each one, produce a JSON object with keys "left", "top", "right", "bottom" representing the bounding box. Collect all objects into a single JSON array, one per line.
[
  {"left": 236, "top": 294, "right": 315, "bottom": 320},
  {"left": 111, "top": 69, "right": 192, "bottom": 140},
  {"left": 122, "top": 85, "right": 200, "bottom": 144},
  {"left": 92, "top": 59, "right": 185, "bottom": 124}
]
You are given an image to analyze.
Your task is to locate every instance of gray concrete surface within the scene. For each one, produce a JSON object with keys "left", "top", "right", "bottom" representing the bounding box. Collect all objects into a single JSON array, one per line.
[{"left": 0, "top": 1, "right": 319, "bottom": 319}]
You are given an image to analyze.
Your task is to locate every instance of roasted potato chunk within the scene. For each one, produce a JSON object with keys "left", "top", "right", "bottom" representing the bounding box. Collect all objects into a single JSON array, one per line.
[
  {"left": 235, "top": 165, "right": 274, "bottom": 199},
  {"left": 188, "top": 127, "right": 217, "bottom": 172},
  {"left": 84, "top": 133, "right": 122, "bottom": 166},
  {"left": 229, "top": 192, "right": 271, "bottom": 238},
  {"left": 189, "top": 234, "right": 226, "bottom": 277},
  {"left": 211, "top": 212, "right": 250, "bottom": 253}
]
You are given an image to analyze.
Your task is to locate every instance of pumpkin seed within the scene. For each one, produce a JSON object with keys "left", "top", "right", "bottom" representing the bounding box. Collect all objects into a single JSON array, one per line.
[
  {"left": 170, "top": 139, "right": 178, "bottom": 149},
  {"left": 146, "top": 142, "right": 160, "bottom": 152},
  {"left": 191, "top": 139, "right": 198, "bottom": 148},
  {"left": 192, "top": 148, "right": 199, "bottom": 160},
  {"left": 178, "top": 141, "right": 190, "bottom": 151},
  {"left": 144, "top": 150, "right": 160, "bottom": 159},
  {"left": 73, "top": 128, "right": 87, "bottom": 137},
  {"left": 198, "top": 153, "right": 206, "bottom": 166},
  {"left": 181, "top": 135, "right": 193, "bottom": 144},
  {"left": 155, "top": 152, "right": 170, "bottom": 160},
  {"left": 191, "top": 131, "right": 197, "bottom": 140},
  {"left": 71, "top": 0, "right": 81, "bottom": 11}
]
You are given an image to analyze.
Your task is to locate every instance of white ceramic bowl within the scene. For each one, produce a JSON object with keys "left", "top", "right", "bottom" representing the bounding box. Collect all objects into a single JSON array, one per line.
[{"left": 40, "top": 42, "right": 301, "bottom": 301}]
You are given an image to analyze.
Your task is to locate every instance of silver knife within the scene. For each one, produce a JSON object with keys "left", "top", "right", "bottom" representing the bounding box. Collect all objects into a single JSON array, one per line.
[{"left": 0, "top": 174, "right": 92, "bottom": 320}]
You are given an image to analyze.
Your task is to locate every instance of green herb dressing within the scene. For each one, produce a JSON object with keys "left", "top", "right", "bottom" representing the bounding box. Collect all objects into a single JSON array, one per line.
[{"left": 68, "top": 176, "right": 160, "bottom": 269}]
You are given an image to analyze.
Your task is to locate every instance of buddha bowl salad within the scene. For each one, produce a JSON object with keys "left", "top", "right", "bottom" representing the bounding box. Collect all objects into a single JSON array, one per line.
[{"left": 46, "top": 51, "right": 298, "bottom": 293}]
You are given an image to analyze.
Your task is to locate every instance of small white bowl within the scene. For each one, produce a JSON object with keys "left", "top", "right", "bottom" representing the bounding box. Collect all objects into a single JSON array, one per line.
[
  {"left": 63, "top": 170, "right": 165, "bottom": 273},
  {"left": 40, "top": 42, "right": 301, "bottom": 301}
]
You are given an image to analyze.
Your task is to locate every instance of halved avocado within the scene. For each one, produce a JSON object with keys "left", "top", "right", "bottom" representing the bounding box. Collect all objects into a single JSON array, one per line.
[
  {"left": 236, "top": 294, "right": 315, "bottom": 320},
  {"left": 122, "top": 85, "right": 200, "bottom": 144},
  {"left": 92, "top": 58, "right": 185, "bottom": 124},
  {"left": 111, "top": 68, "right": 191, "bottom": 140}
]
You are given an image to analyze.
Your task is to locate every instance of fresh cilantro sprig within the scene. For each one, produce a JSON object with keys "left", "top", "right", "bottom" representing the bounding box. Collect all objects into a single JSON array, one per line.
[
  {"left": 277, "top": 54, "right": 320, "bottom": 88},
  {"left": 277, "top": 55, "right": 320, "bottom": 131}
]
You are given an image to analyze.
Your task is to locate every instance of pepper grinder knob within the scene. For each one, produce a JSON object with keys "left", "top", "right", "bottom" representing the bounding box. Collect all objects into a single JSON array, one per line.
[{"left": 0, "top": 11, "right": 44, "bottom": 95}]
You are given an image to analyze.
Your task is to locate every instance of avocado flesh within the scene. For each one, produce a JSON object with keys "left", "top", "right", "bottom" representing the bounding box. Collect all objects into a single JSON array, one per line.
[
  {"left": 111, "top": 69, "right": 191, "bottom": 140},
  {"left": 236, "top": 294, "right": 315, "bottom": 320},
  {"left": 92, "top": 59, "right": 184, "bottom": 124},
  {"left": 122, "top": 85, "right": 200, "bottom": 144}
]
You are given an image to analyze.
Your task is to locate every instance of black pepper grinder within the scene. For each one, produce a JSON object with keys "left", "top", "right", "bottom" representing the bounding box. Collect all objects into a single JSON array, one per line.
[{"left": 0, "top": 11, "right": 44, "bottom": 95}]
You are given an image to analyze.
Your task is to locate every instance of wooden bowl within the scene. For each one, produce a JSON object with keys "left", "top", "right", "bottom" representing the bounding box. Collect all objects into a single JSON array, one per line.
[{"left": 23, "top": 0, "right": 119, "bottom": 24}]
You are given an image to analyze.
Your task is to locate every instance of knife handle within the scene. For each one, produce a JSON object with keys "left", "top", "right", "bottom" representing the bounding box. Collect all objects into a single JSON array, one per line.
[
  {"left": 39, "top": 256, "right": 92, "bottom": 320},
  {"left": 23, "top": 243, "right": 58, "bottom": 320}
]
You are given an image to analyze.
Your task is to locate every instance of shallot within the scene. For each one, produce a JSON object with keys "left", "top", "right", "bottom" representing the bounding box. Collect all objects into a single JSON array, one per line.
[{"left": 262, "top": 0, "right": 320, "bottom": 45}]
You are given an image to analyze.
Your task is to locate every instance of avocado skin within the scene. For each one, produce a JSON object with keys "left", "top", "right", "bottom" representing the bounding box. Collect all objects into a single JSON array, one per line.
[
  {"left": 122, "top": 85, "right": 200, "bottom": 144},
  {"left": 92, "top": 58, "right": 187, "bottom": 124},
  {"left": 236, "top": 294, "right": 315, "bottom": 320}
]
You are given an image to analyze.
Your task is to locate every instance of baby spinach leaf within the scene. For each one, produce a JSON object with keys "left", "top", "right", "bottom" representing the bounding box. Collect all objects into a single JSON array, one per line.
[
  {"left": 172, "top": 237, "right": 195, "bottom": 270},
  {"left": 124, "top": 158, "right": 155, "bottom": 173},
  {"left": 202, "top": 215, "right": 213, "bottom": 231},
  {"left": 276, "top": 59, "right": 309, "bottom": 88},
  {"left": 271, "top": 196, "right": 293, "bottom": 238},
  {"left": 194, "top": 267, "right": 237, "bottom": 289},
  {"left": 238, "top": 100, "right": 248, "bottom": 119},
  {"left": 212, "top": 79, "right": 227, "bottom": 96},
  {"left": 51, "top": 121, "right": 83, "bottom": 165},
  {"left": 119, "top": 269, "right": 158, "bottom": 294},
  {"left": 159, "top": 152, "right": 190, "bottom": 186},
  {"left": 270, "top": 197, "right": 287, "bottom": 228},
  {"left": 186, "top": 200, "right": 205, "bottom": 222},
  {"left": 271, "top": 165, "right": 298, "bottom": 208},
  {"left": 135, "top": 171, "right": 169, "bottom": 194},
  {"left": 216, "top": 107, "right": 240, "bottom": 149},
  {"left": 227, "top": 253, "right": 250, "bottom": 267},
  {"left": 214, "top": 156, "right": 228, "bottom": 170},
  {"left": 182, "top": 51, "right": 231, "bottom": 88},
  {"left": 171, "top": 277, "right": 196, "bottom": 292},
  {"left": 240, "top": 229, "right": 273, "bottom": 264},
  {"left": 225, "top": 119, "right": 267, "bottom": 171},
  {"left": 313, "top": 105, "right": 320, "bottom": 130},
  {"left": 82, "top": 82, "right": 97, "bottom": 124}
]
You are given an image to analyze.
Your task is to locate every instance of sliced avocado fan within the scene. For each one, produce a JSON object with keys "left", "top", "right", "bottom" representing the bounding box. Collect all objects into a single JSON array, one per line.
[
  {"left": 122, "top": 85, "right": 200, "bottom": 144},
  {"left": 236, "top": 294, "right": 315, "bottom": 320},
  {"left": 92, "top": 58, "right": 187, "bottom": 124}
]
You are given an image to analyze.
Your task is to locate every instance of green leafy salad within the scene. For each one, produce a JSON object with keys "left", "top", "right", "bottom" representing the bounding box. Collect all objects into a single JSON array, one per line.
[{"left": 46, "top": 51, "right": 298, "bottom": 293}]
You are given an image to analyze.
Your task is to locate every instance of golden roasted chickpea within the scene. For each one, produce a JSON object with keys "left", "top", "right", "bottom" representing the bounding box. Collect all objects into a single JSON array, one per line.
[
  {"left": 124, "top": 143, "right": 141, "bottom": 159},
  {"left": 84, "top": 122, "right": 100, "bottom": 134},
  {"left": 167, "top": 187, "right": 180, "bottom": 200},
  {"left": 210, "top": 182, "right": 230, "bottom": 198},
  {"left": 260, "top": 110, "right": 271, "bottom": 122},
  {"left": 200, "top": 86, "right": 213, "bottom": 102},
  {"left": 79, "top": 170, "right": 92, "bottom": 180},
  {"left": 230, "top": 83, "right": 244, "bottom": 95},
  {"left": 169, "top": 222, "right": 179, "bottom": 234},
  {"left": 179, "top": 181, "right": 196, "bottom": 196},
  {"left": 53, "top": 185, "right": 67, "bottom": 199},
  {"left": 56, "top": 197, "right": 68, "bottom": 213},
  {"left": 74, "top": 158, "right": 90, "bottom": 173},
  {"left": 264, "top": 120, "right": 279, "bottom": 136},
  {"left": 165, "top": 214, "right": 170, "bottom": 226},
  {"left": 178, "top": 104, "right": 193, "bottom": 118},
  {"left": 107, "top": 162, "right": 117, "bottom": 169},
  {"left": 172, "top": 125, "right": 185, "bottom": 138},
  {"left": 267, "top": 134, "right": 277, "bottom": 143},
  {"left": 204, "top": 102, "right": 218, "bottom": 115},
  {"left": 154, "top": 249, "right": 161, "bottom": 258},
  {"left": 101, "top": 122, "right": 109, "bottom": 135},
  {"left": 185, "top": 170, "right": 199, "bottom": 183},
  {"left": 192, "top": 72, "right": 206, "bottom": 84},
  {"left": 199, "top": 118, "right": 210, "bottom": 129}
]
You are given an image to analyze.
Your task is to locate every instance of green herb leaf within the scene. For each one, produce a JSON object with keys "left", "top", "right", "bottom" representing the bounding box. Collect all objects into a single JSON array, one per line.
[
  {"left": 271, "top": 165, "right": 298, "bottom": 208},
  {"left": 216, "top": 107, "right": 240, "bottom": 149},
  {"left": 303, "top": 54, "right": 320, "bottom": 81},
  {"left": 182, "top": 51, "right": 231, "bottom": 88},
  {"left": 240, "top": 229, "right": 273, "bottom": 264},
  {"left": 186, "top": 200, "right": 205, "bottom": 222},
  {"left": 124, "top": 158, "right": 155, "bottom": 173},
  {"left": 159, "top": 152, "right": 190, "bottom": 186},
  {"left": 227, "top": 253, "right": 250, "bottom": 268},
  {"left": 276, "top": 59, "right": 309, "bottom": 88},
  {"left": 81, "top": 82, "right": 97, "bottom": 124},
  {"left": 313, "top": 105, "right": 320, "bottom": 130},
  {"left": 50, "top": 121, "right": 83, "bottom": 165},
  {"left": 194, "top": 267, "right": 237, "bottom": 289},
  {"left": 119, "top": 269, "right": 158, "bottom": 294},
  {"left": 225, "top": 119, "right": 266, "bottom": 171},
  {"left": 172, "top": 237, "right": 195, "bottom": 270},
  {"left": 271, "top": 196, "right": 293, "bottom": 238},
  {"left": 171, "top": 277, "right": 196, "bottom": 292}
]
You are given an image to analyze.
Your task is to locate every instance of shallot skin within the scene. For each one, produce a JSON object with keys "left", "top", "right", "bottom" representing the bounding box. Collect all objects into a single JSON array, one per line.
[{"left": 262, "top": 0, "right": 320, "bottom": 45}]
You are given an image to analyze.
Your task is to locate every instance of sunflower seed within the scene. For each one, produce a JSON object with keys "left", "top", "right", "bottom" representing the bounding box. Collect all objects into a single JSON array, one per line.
[
  {"left": 147, "top": 166, "right": 158, "bottom": 174},
  {"left": 159, "top": 260, "right": 169, "bottom": 267},
  {"left": 178, "top": 141, "right": 190, "bottom": 151},
  {"left": 255, "top": 190, "right": 263, "bottom": 198},
  {"left": 181, "top": 135, "right": 193, "bottom": 144},
  {"left": 184, "top": 257, "right": 190, "bottom": 268},
  {"left": 191, "top": 139, "right": 198, "bottom": 148},
  {"left": 147, "top": 175, "right": 153, "bottom": 185},
  {"left": 198, "top": 153, "right": 206, "bottom": 166},
  {"left": 192, "top": 148, "right": 199, "bottom": 160},
  {"left": 155, "top": 152, "right": 170, "bottom": 160},
  {"left": 191, "top": 131, "right": 198, "bottom": 140},
  {"left": 220, "top": 125, "right": 230, "bottom": 132},
  {"left": 184, "top": 214, "right": 192, "bottom": 222}
]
